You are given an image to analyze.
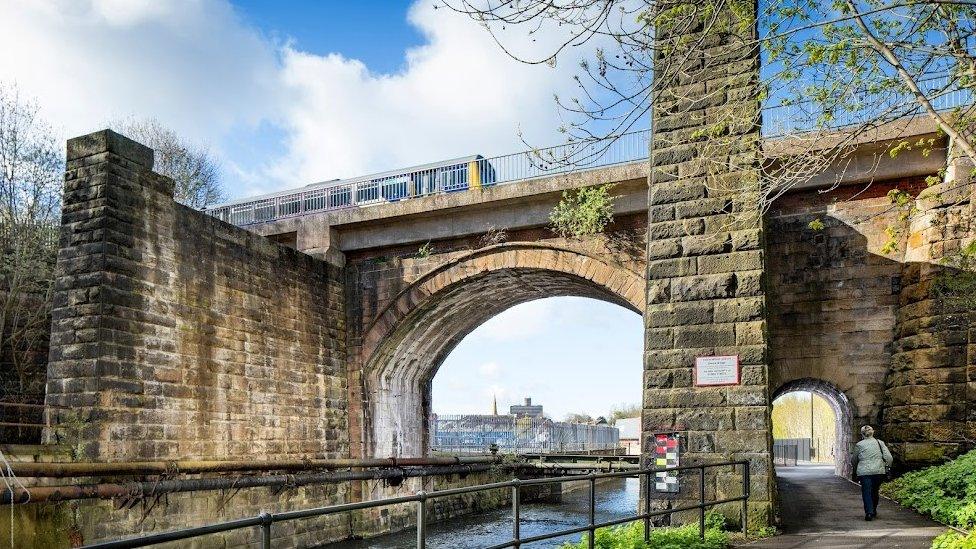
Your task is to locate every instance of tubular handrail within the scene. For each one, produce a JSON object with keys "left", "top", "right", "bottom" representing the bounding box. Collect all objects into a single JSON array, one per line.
[
  {"left": 204, "top": 75, "right": 970, "bottom": 229},
  {"left": 82, "top": 460, "right": 751, "bottom": 549}
]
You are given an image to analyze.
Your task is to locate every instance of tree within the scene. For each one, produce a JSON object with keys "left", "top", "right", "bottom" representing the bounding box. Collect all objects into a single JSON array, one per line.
[
  {"left": 0, "top": 84, "right": 62, "bottom": 403},
  {"left": 564, "top": 412, "right": 594, "bottom": 424},
  {"left": 113, "top": 118, "right": 225, "bottom": 209},
  {"left": 445, "top": 1, "right": 974, "bottom": 214},
  {"left": 609, "top": 402, "right": 641, "bottom": 425}
]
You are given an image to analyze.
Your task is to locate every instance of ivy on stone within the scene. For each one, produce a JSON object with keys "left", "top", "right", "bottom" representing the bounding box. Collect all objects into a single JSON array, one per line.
[{"left": 549, "top": 184, "right": 615, "bottom": 238}]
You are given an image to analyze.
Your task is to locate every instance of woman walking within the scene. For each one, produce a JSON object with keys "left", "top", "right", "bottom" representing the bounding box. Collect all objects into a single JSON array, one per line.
[{"left": 851, "top": 425, "right": 893, "bottom": 521}]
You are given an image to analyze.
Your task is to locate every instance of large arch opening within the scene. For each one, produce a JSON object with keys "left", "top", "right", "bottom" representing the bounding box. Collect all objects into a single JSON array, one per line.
[
  {"left": 430, "top": 296, "right": 644, "bottom": 453},
  {"left": 772, "top": 378, "right": 854, "bottom": 476},
  {"left": 360, "top": 244, "right": 645, "bottom": 458}
]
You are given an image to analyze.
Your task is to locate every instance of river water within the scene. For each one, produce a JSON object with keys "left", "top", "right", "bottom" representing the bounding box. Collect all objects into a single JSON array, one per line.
[{"left": 330, "top": 477, "right": 639, "bottom": 548}]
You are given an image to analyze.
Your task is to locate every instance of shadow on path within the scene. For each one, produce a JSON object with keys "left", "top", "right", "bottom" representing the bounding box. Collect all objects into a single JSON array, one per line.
[{"left": 737, "top": 464, "right": 946, "bottom": 548}]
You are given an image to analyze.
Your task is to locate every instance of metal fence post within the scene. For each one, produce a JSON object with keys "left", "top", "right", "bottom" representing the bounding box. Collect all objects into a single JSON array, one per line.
[
  {"left": 699, "top": 466, "right": 706, "bottom": 540},
  {"left": 259, "top": 512, "right": 272, "bottom": 549},
  {"left": 416, "top": 491, "right": 427, "bottom": 549},
  {"left": 512, "top": 479, "right": 521, "bottom": 548},
  {"left": 742, "top": 462, "right": 750, "bottom": 536},
  {"left": 644, "top": 471, "right": 651, "bottom": 542},
  {"left": 588, "top": 475, "right": 596, "bottom": 549}
]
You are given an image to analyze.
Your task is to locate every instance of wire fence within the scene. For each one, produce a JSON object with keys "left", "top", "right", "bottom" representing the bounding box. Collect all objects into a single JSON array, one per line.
[{"left": 430, "top": 414, "right": 619, "bottom": 454}]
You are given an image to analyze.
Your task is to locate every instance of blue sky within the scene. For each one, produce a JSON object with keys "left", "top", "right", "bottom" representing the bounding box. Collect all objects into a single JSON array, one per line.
[
  {"left": 233, "top": 1, "right": 423, "bottom": 73},
  {"left": 433, "top": 297, "right": 643, "bottom": 420},
  {"left": 1, "top": 1, "right": 644, "bottom": 420}
]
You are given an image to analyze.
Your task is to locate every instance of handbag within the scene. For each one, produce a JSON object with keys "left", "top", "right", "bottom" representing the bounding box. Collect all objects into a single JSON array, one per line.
[{"left": 877, "top": 440, "right": 892, "bottom": 479}]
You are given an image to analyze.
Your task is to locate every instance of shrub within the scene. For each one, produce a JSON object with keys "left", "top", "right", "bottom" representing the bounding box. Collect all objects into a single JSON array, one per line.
[
  {"left": 560, "top": 514, "right": 730, "bottom": 549},
  {"left": 932, "top": 531, "right": 976, "bottom": 549},
  {"left": 883, "top": 450, "right": 976, "bottom": 531},
  {"left": 549, "top": 184, "right": 615, "bottom": 238}
]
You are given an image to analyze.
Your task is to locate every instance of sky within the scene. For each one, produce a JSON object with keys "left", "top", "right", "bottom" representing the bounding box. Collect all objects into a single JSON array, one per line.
[
  {"left": 1, "top": 0, "right": 644, "bottom": 420},
  {"left": 1, "top": 0, "right": 604, "bottom": 198},
  {"left": 433, "top": 297, "right": 644, "bottom": 420}
]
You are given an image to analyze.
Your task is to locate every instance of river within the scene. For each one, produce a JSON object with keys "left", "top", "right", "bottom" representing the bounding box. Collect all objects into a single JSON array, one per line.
[{"left": 329, "top": 477, "right": 640, "bottom": 548}]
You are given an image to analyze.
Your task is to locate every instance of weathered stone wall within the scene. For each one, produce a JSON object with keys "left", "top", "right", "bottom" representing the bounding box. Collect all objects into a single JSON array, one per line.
[
  {"left": 644, "top": 6, "right": 773, "bottom": 526},
  {"left": 343, "top": 215, "right": 647, "bottom": 459},
  {"left": 885, "top": 152, "right": 975, "bottom": 467},
  {"left": 38, "top": 130, "right": 351, "bottom": 546},
  {"left": 766, "top": 182, "right": 922, "bottom": 424},
  {"left": 764, "top": 179, "right": 925, "bottom": 473},
  {"left": 46, "top": 130, "right": 348, "bottom": 462}
]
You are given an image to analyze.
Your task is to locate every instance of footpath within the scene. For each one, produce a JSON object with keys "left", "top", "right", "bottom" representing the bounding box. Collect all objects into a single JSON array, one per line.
[{"left": 738, "top": 464, "right": 947, "bottom": 549}]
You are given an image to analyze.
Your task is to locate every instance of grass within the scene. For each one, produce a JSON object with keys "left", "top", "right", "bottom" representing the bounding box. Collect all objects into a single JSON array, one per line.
[{"left": 559, "top": 513, "right": 731, "bottom": 549}]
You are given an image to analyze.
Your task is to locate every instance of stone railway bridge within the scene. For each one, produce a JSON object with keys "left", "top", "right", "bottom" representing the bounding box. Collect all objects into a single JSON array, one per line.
[
  {"left": 30, "top": 116, "right": 970, "bottom": 545},
  {"left": 22, "top": 8, "right": 974, "bottom": 545}
]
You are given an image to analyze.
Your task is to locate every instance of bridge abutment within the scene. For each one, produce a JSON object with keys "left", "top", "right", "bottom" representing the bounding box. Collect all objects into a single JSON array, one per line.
[{"left": 643, "top": 4, "right": 774, "bottom": 527}]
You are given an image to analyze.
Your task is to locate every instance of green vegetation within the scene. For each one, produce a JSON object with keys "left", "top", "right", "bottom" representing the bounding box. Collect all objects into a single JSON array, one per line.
[
  {"left": 931, "top": 530, "right": 976, "bottom": 549},
  {"left": 549, "top": 184, "right": 615, "bottom": 238},
  {"left": 883, "top": 450, "right": 976, "bottom": 548},
  {"left": 770, "top": 392, "right": 835, "bottom": 463},
  {"left": 416, "top": 241, "right": 433, "bottom": 259},
  {"left": 560, "top": 513, "right": 730, "bottom": 549},
  {"left": 609, "top": 402, "right": 641, "bottom": 425}
]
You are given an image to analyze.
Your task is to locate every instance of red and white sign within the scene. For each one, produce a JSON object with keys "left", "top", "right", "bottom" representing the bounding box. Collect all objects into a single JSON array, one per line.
[{"left": 694, "top": 355, "right": 740, "bottom": 387}]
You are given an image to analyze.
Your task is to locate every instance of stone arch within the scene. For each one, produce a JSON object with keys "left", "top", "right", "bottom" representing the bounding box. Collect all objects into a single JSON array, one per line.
[
  {"left": 772, "top": 378, "right": 854, "bottom": 476},
  {"left": 360, "top": 243, "right": 645, "bottom": 457}
]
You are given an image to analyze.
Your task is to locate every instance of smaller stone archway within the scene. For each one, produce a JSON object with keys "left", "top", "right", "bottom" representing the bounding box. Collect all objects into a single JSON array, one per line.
[
  {"left": 359, "top": 243, "right": 645, "bottom": 458},
  {"left": 773, "top": 378, "right": 854, "bottom": 476}
]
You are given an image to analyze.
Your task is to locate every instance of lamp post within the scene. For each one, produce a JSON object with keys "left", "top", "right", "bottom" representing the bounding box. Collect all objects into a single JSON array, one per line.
[{"left": 809, "top": 391, "right": 815, "bottom": 462}]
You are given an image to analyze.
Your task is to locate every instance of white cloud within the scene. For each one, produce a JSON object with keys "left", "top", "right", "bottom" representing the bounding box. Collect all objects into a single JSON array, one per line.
[
  {"left": 0, "top": 1, "right": 277, "bottom": 147},
  {"left": 477, "top": 361, "right": 500, "bottom": 378},
  {"left": 1, "top": 0, "right": 596, "bottom": 199},
  {"left": 477, "top": 299, "right": 559, "bottom": 342},
  {"left": 266, "top": 1, "right": 590, "bottom": 188}
]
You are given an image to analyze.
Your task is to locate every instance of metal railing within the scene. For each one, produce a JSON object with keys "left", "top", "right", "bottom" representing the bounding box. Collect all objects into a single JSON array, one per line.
[
  {"left": 206, "top": 75, "right": 971, "bottom": 227},
  {"left": 0, "top": 401, "right": 61, "bottom": 445},
  {"left": 431, "top": 414, "right": 619, "bottom": 454},
  {"left": 205, "top": 129, "right": 651, "bottom": 226},
  {"left": 82, "top": 460, "right": 750, "bottom": 549},
  {"left": 762, "top": 75, "right": 971, "bottom": 137},
  {"left": 772, "top": 443, "right": 799, "bottom": 467}
]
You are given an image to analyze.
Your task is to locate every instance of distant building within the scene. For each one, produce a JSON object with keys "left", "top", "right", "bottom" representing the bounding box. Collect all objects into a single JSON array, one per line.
[
  {"left": 509, "top": 397, "right": 544, "bottom": 418},
  {"left": 616, "top": 416, "right": 641, "bottom": 455}
]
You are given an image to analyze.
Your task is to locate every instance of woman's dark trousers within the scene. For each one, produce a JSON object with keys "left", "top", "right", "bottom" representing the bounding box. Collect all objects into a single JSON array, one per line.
[{"left": 859, "top": 474, "right": 885, "bottom": 516}]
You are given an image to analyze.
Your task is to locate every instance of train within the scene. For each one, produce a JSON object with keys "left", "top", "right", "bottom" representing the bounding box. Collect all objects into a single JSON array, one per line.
[{"left": 208, "top": 155, "right": 497, "bottom": 226}]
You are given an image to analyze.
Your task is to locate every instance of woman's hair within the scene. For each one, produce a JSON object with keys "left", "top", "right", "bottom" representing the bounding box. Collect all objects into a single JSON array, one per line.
[{"left": 860, "top": 425, "right": 874, "bottom": 437}]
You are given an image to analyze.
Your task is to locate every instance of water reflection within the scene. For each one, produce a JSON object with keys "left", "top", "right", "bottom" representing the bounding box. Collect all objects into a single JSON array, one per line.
[{"left": 330, "top": 477, "right": 639, "bottom": 548}]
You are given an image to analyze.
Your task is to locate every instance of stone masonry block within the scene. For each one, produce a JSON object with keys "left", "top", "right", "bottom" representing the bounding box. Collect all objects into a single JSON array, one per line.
[
  {"left": 670, "top": 273, "right": 736, "bottom": 301},
  {"left": 673, "top": 324, "right": 735, "bottom": 348},
  {"left": 67, "top": 129, "right": 153, "bottom": 168}
]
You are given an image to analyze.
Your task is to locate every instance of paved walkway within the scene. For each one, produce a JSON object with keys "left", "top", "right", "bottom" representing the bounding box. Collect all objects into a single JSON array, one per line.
[{"left": 738, "top": 465, "right": 947, "bottom": 548}]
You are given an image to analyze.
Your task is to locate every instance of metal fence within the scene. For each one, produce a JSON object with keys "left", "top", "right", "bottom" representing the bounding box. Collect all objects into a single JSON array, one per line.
[
  {"left": 206, "top": 130, "right": 650, "bottom": 226},
  {"left": 762, "top": 75, "right": 971, "bottom": 137},
  {"left": 206, "top": 75, "right": 971, "bottom": 227},
  {"left": 0, "top": 401, "right": 58, "bottom": 445},
  {"left": 81, "top": 460, "right": 751, "bottom": 549},
  {"left": 772, "top": 442, "right": 799, "bottom": 467},
  {"left": 430, "top": 414, "right": 619, "bottom": 454}
]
